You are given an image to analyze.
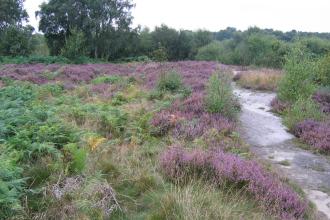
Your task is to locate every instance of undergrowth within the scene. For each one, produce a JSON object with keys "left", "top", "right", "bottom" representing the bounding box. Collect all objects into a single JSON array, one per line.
[{"left": 0, "top": 66, "right": 313, "bottom": 219}]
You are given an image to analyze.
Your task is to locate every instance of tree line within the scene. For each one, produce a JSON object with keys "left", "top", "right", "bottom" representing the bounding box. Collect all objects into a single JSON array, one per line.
[{"left": 1, "top": 0, "right": 330, "bottom": 67}]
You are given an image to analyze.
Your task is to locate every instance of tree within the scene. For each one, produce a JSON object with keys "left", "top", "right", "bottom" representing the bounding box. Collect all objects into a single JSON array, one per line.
[
  {"left": 0, "top": 25, "right": 34, "bottom": 56},
  {"left": 37, "top": 0, "right": 134, "bottom": 59},
  {"left": 30, "top": 33, "right": 49, "bottom": 56},
  {"left": 151, "top": 25, "right": 179, "bottom": 61},
  {"left": 61, "top": 29, "right": 87, "bottom": 61},
  {"left": 0, "top": 0, "right": 28, "bottom": 30}
]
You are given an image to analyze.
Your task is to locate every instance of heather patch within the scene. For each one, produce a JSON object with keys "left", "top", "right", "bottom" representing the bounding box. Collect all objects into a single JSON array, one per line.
[
  {"left": 312, "top": 88, "right": 330, "bottom": 114},
  {"left": 160, "top": 146, "right": 307, "bottom": 219},
  {"left": 293, "top": 120, "right": 330, "bottom": 153}
]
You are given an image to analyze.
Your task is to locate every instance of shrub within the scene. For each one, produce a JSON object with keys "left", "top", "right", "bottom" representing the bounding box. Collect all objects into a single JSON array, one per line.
[
  {"left": 150, "top": 111, "right": 177, "bottom": 136},
  {"left": 278, "top": 47, "right": 317, "bottom": 102},
  {"left": 316, "top": 54, "right": 330, "bottom": 86},
  {"left": 159, "top": 146, "right": 307, "bottom": 219},
  {"left": 195, "top": 41, "right": 224, "bottom": 61},
  {"left": 151, "top": 45, "right": 168, "bottom": 62},
  {"left": 156, "top": 71, "right": 184, "bottom": 93},
  {"left": 205, "top": 73, "right": 239, "bottom": 119},
  {"left": 293, "top": 120, "right": 330, "bottom": 153},
  {"left": 284, "top": 98, "right": 325, "bottom": 130}
]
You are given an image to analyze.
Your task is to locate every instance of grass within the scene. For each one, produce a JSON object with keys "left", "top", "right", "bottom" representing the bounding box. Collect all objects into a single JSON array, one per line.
[
  {"left": 236, "top": 68, "right": 282, "bottom": 91},
  {"left": 150, "top": 181, "right": 270, "bottom": 220}
]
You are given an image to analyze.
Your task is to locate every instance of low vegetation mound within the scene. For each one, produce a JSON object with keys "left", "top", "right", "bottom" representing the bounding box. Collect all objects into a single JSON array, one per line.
[{"left": 160, "top": 146, "right": 307, "bottom": 219}]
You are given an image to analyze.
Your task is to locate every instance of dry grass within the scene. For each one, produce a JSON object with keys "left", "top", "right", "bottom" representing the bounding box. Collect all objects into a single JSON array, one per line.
[{"left": 236, "top": 68, "right": 283, "bottom": 91}]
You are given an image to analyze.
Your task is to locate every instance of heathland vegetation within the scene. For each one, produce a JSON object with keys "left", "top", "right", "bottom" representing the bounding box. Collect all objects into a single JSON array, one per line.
[{"left": 0, "top": 0, "right": 329, "bottom": 219}]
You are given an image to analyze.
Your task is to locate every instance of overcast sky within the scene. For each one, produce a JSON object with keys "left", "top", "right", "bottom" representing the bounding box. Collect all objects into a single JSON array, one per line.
[{"left": 25, "top": 0, "right": 330, "bottom": 33}]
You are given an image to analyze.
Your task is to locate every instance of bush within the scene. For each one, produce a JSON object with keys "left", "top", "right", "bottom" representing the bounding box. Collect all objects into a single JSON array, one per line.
[
  {"left": 151, "top": 46, "right": 168, "bottom": 62},
  {"left": 156, "top": 71, "right": 184, "bottom": 93},
  {"left": 278, "top": 47, "right": 317, "bottom": 102},
  {"left": 316, "top": 53, "right": 330, "bottom": 86},
  {"left": 284, "top": 98, "right": 325, "bottom": 130},
  {"left": 205, "top": 73, "right": 239, "bottom": 119},
  {"left": 195, "top": 41, "right": 224, "bottom": 61}
]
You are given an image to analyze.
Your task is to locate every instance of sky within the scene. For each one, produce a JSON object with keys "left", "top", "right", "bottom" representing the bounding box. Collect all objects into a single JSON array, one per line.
[{"left": 25, "top": 0, "right": 330, "bottom": 33}]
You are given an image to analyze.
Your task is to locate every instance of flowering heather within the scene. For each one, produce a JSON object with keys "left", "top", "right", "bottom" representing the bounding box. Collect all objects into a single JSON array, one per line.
[
  {"left": 312, "top": 90, "right": 330, "bottom": 114},
  {"left": 90, "top": 83, "right": 111, "bottom": 95},
  {"left": 0, "top": 62, "right": 221, "bottom": 89},
  {"left": 172, "top": 113, "right": 235, "bottom": 141},
  {"left": 293, "top": 120, "right": 330, "bottom": 153},
  {"left": 171, "top": 92, "right": 205, "bottom": 118},
  {"left": 160, "top": 146, "right": 307, "bottom": 219},
  {"left": 150, "top": 111, "right": 179, "bottom": 136},
  {"left": 151, "top": 90, "right": 236, "bottom": 141}
]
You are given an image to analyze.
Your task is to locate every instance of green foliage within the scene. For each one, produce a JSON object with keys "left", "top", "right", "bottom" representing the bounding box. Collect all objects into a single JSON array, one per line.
[
  {"left": 0, "top": 55, "right": 70, "bottom": 64},
  {"left": 0, "top": 0, "right": 28, "bottom": 30},
  {"left": 91, "top": 75, "right": 122, "bottom": 85},
  {"left": 278, "top": 47, "right": 317, "bottom": 102},
  {"left": 316, "top": 53, "right": 330, "bottom": 86},
  {"left": 151, "top": 45, "right": 168, "bottom": 62},
  {"left": 157, "top": 71, "right": 184, "bottom": 93},
  {"left": 31, "top": 33, "right": 50, "bottom": 56},
  {"left": 0, "top": 82, "right": 81, "bottom": 216},
  {"left": 0, "top": 25, "right": 35, "bottom": 56},
  {"left": 205, "top": 73, "right": 239, "bottom": 119},
  {"left": 111, "top": 92, "right": 128, "bottom": 106},
  {"left": 196, "top": 32, "right": 288, "bottom": 68},
  {"left": 298, "top": 37, "right": 330, "bottom": 56},
  {"left": 117, "top": 55, "right": 151, "bottom": 62},
  {"left": 284, "top": 98, "right": 325, "bottom": 130},
  {"left": 195, "top": 41, "right": 224, "bottom": 61},
  {"left": 97, "top": 109, "right": 128, "bottom": 138},
  {"left": 0, "top": 148, "right": 24, "bottom": 219},
  {"left": 61, "top": 29, "right": 88, "bottom": 63},
  {"left": 37, "top": 0, "right": 134, "bottom": 59},
  {"left": 64, "top": 143, "right": 87, "bottom": 174}
]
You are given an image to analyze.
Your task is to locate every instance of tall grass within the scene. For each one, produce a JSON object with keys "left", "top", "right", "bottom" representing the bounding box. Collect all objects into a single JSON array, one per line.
[
  {"left": 237, "top": 69, "right": 282, "bottom": 91},
  {"left": 152, "top": 181, "right": 269, "bottom": 220}
]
